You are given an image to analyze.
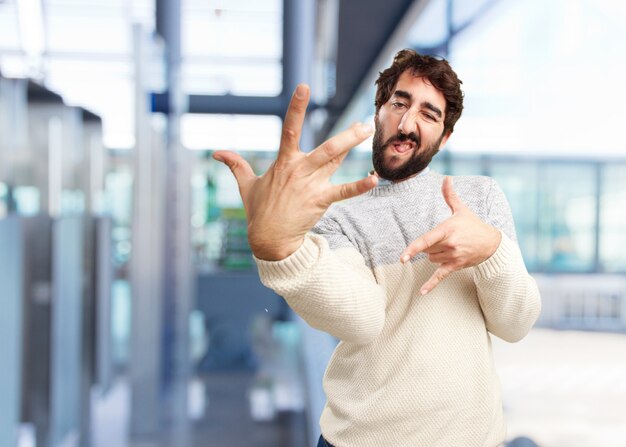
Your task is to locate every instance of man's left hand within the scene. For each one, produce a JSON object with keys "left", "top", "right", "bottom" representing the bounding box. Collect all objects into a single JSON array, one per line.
[{"left": 400, "top": 176, "right": 501, "bottom": 295}]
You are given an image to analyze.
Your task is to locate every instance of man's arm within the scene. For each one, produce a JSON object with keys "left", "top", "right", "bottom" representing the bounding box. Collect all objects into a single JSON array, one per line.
[
  {"left": 213, "top": 84, "right": 385, "bottom": 343},
  {"left": 472, "top": 231, "right": 541, "bottom": 342},
  {"left": 255, "top": 227, "right": 386, "bottom": 344},
  {"left": 400, "top": 177, "right": 541, "bottom": 342},
  {"left": 471, "top": 179, "right": 541, "bottom": 342}
]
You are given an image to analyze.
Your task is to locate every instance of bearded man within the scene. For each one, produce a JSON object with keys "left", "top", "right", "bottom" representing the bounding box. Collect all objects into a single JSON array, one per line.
[{"left": 214, "top": 49, "right": 541, "bottom": 447}]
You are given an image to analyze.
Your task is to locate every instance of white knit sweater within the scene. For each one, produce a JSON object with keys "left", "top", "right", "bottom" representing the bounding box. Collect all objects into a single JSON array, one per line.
[{"left": 255, "top": 170, "right": 541, "bottom": 447}]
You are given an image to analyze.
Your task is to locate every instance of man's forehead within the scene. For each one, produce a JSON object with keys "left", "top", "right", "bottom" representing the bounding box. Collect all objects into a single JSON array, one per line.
[
  {"left": 394, "top": 72, "right": 439, "bottom": 94},
  {"left": 392, "top": 72, "right": 446, "bottom": 106}
]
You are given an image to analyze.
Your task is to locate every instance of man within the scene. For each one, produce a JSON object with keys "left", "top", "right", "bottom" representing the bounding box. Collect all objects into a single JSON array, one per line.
[{"left": 213, "top": 49, "right": 541, "bottom": 447}]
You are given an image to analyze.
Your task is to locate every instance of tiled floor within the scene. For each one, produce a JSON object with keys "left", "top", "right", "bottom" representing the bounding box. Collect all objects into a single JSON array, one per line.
[
  {"left": 493, "top": 328, "right": 626, "bottom": 447},
  {"left": 91, "top": 371, "right": 308, "bottom": 447},
  {"left": 90, "top": 328, "right": 626, "bottom": 447},
  {"left": 193, "top": 370, "right": 308, "bottom": 447}
]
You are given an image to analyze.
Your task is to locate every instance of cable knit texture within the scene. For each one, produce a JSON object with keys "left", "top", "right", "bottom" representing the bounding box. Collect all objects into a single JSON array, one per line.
[{"left": 255, "top": 170, "right": 541, "bottom": 447}]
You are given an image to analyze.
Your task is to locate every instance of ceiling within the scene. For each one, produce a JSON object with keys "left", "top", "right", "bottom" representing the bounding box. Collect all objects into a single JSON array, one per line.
[
  {"left": 0, "top": 0, "right": 424, "bottom": 147},
  {"left": 322, "top": 0, "right": 418, "bottom": 136}
]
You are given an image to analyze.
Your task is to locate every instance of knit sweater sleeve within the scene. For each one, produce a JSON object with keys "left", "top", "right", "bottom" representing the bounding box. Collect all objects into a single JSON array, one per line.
[
  {"left": 254, "top": 222, "right": 386, "bottom": 344},
  {"left": 471, "top": 179, "right": 542, "bottom": 343}
]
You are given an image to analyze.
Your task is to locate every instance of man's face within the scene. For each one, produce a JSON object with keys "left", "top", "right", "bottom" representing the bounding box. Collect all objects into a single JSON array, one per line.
[{"left": 372, "top": 70, "right": 450, "bottom": 181}]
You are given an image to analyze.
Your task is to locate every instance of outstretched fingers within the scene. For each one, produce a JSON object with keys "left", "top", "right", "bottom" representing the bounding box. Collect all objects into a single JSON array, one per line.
[
  {"left": 326, "top": 175, "right": 378, "bottom": 204},
  {"left": 306, "top": 122, "right": 373, "bottom": 170},
  {"left": 279, "top": 84, "right": 311, "bottom": 160}
]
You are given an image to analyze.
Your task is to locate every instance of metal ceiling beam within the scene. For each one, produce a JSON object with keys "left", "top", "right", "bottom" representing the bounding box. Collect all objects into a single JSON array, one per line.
[
  {"left": 414, "top": 0, "right": 502, "bottom": 56},
  {"left": 151, "top": 0, "right": 317, "bottom": 120},
  {"left": 151, "top": 91, "right": 287, "bottom": 117},
  {"left": 151, "top": 0, "right": 427, "bottom": 144}
]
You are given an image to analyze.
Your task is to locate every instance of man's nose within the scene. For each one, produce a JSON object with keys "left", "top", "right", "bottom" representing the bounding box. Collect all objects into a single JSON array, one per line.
[{"left": 398, "top": 110, "right": 417, "bottom": 135}]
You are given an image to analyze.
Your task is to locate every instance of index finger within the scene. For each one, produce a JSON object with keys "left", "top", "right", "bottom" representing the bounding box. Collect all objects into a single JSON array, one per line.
[
  {"left": 420, "top": 263, "right": 454, "bottom": 295},
  {"left": 305, "top": 122, "right": 373, "bottom": 170},
  {"left": 279, "top": 84, "right": 310, "bottom": 159},
  {"left": 400, "top": 226, "right": 447, "bottom": 263}
]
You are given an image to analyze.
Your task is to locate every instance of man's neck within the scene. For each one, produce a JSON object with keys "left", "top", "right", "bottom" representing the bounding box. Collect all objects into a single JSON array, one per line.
[{"left": 373, "top": 167, "right": 430, "bottom": 185}]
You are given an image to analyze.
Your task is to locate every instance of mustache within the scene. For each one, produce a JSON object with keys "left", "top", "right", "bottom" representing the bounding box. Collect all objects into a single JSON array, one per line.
[{"left": 385, "top": 132, "right": 420, "bottom": 147}]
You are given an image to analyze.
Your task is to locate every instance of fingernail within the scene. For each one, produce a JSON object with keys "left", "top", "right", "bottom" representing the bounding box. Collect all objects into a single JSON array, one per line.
[
  {"left": 213, "top": 153, "right": 223, "bottom": 162},
  {"left": 420, "top": 289, "right": 428, "bottom": 296},
  {"left": 401, "top": 254, "right": 410, "bottom": 263},
  {"left": 361, "top": 123, "right": 373, "bottom": 134},
  {"left": 295, "top": 84, "right": 307, "bottom": 99}
]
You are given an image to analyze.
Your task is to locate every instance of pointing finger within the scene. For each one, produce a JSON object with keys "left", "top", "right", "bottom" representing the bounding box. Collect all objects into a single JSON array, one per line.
[
  {"left": 420, "top": 263, "right": 455, "bottom": 295},
  {"left": 305, "top": 122, "right": 373, "bottom": 170},
  {"left": 400, "top": 226, "right": 447, "bottom": 263},
  {"left": 279, "top": 84, "right": 310, "bottom": 160}
]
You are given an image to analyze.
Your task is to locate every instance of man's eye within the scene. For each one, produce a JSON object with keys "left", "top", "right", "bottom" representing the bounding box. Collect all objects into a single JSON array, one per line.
[
  {"left": 392, "top": 102, "right": 406, "bottom": 109},
  {"left": 423, "top": 112, "right": 436, "bottom": 121}
]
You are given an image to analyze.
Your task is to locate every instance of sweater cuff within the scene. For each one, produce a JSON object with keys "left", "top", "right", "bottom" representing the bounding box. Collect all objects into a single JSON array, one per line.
[
  {"left": 254, "top": 234, "right": 322, "bottom": 279},
  {"left": 473, "top": 231, "right": 516, "bottom": 281}
]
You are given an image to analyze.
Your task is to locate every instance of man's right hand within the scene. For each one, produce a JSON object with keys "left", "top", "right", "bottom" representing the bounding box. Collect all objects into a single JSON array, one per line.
[{"left": 213, "top": 83, "right": 377, "bottom": 261}]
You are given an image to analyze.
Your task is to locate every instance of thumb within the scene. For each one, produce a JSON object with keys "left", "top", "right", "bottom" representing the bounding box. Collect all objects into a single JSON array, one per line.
[
  {"left": 213, "top": 150, "right": 255, "bottom": 192},
  {"left": 441, "top": 176, "right": 464, "bottom": 213}
]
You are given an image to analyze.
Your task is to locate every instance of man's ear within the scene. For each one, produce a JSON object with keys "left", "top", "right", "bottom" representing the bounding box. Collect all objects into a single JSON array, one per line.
[{"left": 438, "top": 131, "right": 451, "bottom": 150}]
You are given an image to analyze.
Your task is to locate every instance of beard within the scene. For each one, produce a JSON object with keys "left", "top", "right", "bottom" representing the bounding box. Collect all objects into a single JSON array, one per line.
[{"left": 372, "top": 118, "right": 443, "bottom": 181}]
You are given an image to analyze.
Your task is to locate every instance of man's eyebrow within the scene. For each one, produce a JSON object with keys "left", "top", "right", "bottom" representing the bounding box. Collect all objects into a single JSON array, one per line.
[
  {"left": 392, "top": 90, "right": 443, "bottom": 119},
  {"left": 392, "top": 90, "right": 412, "bottom": 101},
  {"left": 422, "top": 102, "right": 442, "bottom": 118}
]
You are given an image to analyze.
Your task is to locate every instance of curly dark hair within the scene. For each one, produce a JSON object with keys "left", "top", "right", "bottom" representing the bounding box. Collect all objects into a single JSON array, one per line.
[{"left": 375, "top": 49, "right": 464, "bottom": 134}]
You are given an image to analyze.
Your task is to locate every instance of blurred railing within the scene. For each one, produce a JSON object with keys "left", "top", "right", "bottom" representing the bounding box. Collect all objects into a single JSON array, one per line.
[{"left": 534, "top": 274, "right": 626, "bottom": 332}]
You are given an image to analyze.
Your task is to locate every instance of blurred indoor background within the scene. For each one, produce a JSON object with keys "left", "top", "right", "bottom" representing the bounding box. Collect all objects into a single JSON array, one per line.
[{"left": 1, "top": 0, "right": 626, "bottom": 446}]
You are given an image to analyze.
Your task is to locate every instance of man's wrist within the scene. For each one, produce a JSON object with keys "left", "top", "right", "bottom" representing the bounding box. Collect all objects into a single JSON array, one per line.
[
  {"left": 489, "top": 227, "right": 502, "bottom": 257},
  {"left": 250, "top": 238, "right": 304, "bottom": 261}
]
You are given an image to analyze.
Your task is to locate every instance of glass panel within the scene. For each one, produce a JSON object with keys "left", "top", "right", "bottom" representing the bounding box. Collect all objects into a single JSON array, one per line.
[
  {"left": 0, "top": 218, "right": 23, "bottom": 447},
  {"left": 447, "top": 0, "right": 626, "bottom": 157},
  {"left": 104, "top": 167, "right": 133, "bottom": 267},
  {"left": 406, "top": 0, "right": 448, "bottom": 51},
  {"left": 50, "top": 216, "right": 83, "bottom": 444},
  {"left": 490, "top": 160, "right": 540, "bottom": 270},
  {"left": 46, "top": 16, "right": 130, "bottom": 54},
  {"left": 599, "top": 164, "right": 626, "bottom": 272},
  {"left": 451, "top": 0, "right": 497, "bottom": 30},
  {"left": 13, "top": 186, "right": 40, "bottom": 215},
  {"left": 181, "top": 114, "right": 282, "bottom": 151},
  {"left": 331, "top": 153, "right": 371, "bottom": 185},
  {"left": 183, "top": 11, "right": 281, "bottom": 59},
  {"left": 111, "top": 279, "right": 131, "bottom": 368},
  {"left": 45, "top": 60, "right": 134, "bottom": 149},
  {"left": 182, "top": 0, "right": 282, "bottom": 96},
  {"left": 537, "top": 163, "right": 597, "bottom": 272},
  {"left": 0, "top": 182, "right": 7, "bottom": 218},
  {"left": 447, "top": 154, "right": 483, "bottom": 176},
  {"left": 182, "top": 60, "right": 281, "bottom": 96},
  {"left": 0, "top": 2, "right": 22, "bottom": 51}
]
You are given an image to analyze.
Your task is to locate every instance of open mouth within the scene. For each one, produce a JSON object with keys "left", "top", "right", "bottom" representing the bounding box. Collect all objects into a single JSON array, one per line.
[{"left": 390, "top": 141, "right": 416, "bottom": 154}]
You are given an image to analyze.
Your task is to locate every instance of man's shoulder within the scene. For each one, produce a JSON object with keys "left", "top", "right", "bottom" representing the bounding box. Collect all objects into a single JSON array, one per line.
[
  {"left": 449, "top": 174, "right": 496, "bottom": 196},
  {"left": 442, "top": 174, "right": 503, "bottom": 216},
  {"left": 449, "top": 173, "right": 494, "bottom": 185}
]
